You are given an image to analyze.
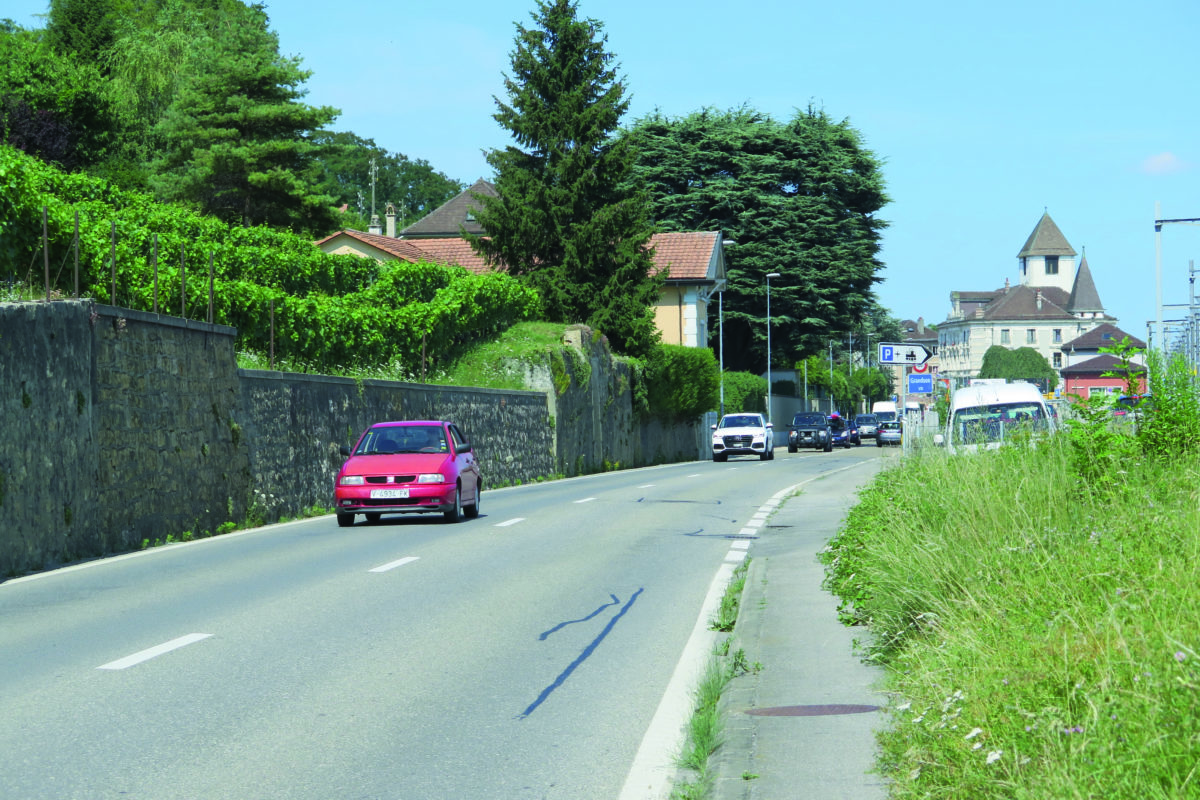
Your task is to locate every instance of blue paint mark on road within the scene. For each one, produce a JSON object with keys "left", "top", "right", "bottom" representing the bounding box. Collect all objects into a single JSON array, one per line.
[
  {"left": 519, "top": 588, "right": 644, "bottom": 719},
  {"left": 539, "top": 594, "right": 620, "bottom": 641}
]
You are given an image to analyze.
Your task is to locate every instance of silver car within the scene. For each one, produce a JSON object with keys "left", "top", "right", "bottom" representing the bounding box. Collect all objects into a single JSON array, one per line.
[{"left": 876, "top": 421, "right": 902, "bottom": 447}]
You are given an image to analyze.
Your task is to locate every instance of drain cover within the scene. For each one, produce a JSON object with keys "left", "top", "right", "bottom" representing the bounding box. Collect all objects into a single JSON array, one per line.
[{"left": 746, "top": 704, "right": 879, "bottom": 717}]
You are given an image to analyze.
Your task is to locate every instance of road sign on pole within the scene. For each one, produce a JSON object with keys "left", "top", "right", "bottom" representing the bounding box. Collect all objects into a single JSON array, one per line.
[
  {"left": 878, "top": 342, "right": 932, "bottom": 366},
  {"left": 907, "top": 373, "right": 934, "bottom": 394}
]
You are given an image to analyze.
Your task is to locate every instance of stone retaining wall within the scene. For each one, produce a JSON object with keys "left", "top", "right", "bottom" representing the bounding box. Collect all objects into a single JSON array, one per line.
[{"left": 0, "top": 302, "right": 703, "bottom": 577}]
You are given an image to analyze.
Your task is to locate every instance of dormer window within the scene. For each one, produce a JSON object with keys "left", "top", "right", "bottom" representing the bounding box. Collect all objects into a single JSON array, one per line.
[
  {"left": 1045, "top": 256, "right": 1059, "bottom": 275},
  {"left": 465, "top": 209, "right": 476, "bottom": 222}
]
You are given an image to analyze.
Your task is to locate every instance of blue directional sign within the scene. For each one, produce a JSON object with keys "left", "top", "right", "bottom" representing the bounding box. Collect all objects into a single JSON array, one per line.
[{"left": 907, "top": 373, "right": 934, "bottom": 394}]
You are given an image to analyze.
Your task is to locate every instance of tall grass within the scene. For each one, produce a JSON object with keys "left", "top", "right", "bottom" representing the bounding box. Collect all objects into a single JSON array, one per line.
[{"left": 823, "top": 416, "right": 1200, "bottom": 796}]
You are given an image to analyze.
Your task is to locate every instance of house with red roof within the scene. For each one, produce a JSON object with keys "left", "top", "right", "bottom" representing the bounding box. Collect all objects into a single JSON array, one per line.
[
  {"left": 1058, "top": 323, "right": 1147, "bottom": 398},
  {"left": 936, "top": 212, "right": 1135, "bottom": 393},
  {"left": 315, "top": 180, "right": 728, "bottom": 349}
]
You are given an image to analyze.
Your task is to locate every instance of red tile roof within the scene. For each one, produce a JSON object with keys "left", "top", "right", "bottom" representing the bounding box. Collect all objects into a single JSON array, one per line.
[
  {"left": 317, "top": 229, "right": 722, "bottom": 283},
  {"left": 649, "top": 232, "right": 719, "bottom": 281}
]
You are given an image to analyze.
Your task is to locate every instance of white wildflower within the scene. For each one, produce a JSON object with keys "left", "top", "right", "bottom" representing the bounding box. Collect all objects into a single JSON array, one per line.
[
  {"left": 986, "top": 750, "right": 1003, "bottom": 765},
  {"left": 965, "top": 727, "right": 983, "bottom": 740}
]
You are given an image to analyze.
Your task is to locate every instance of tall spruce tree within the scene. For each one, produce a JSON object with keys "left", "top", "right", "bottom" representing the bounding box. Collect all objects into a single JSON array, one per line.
[
  {"left": 149, "top": 2, "right": 338, "bottom": 234},
  {"left": 626, "top": 106, "right": 889, "bottom": 372},
  {"left": 469, "top": 0, "right": 661, "bottom": 357}
]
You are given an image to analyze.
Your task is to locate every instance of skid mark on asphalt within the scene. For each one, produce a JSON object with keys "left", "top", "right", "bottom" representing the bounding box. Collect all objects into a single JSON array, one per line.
[{"left": 519, "top": 588, "right": 644, "bottom": 719}]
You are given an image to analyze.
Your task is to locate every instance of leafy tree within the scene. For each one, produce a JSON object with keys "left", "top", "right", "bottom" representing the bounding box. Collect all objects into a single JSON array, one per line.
[
  {"left": 0, "top": 23, "right": 118, "bottom": 170},
  {"left": 978, "top": 345, "right": 1058, "bottom": 390},
  {"left": 149, "top": 2, "right": 339, "bottom": 233},
  {"left": 311, "top": 130, "right": 463, "bottom": 230},
  {"left": 626, "top": 106, "right": 889, "bottom": 371},
  {"left": 468, "top": 0, "right": 661, "bottom": 357}
]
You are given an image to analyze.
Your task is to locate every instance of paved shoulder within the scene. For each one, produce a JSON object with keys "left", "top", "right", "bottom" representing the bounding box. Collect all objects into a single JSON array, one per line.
[{"left": 712, "top": 457, "right": 890, "bottom": 800}]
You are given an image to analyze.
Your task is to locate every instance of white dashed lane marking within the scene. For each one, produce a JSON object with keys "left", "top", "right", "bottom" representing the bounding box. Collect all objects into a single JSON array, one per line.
[
  {"left": 369, "top": 556, "right": 420, "bottom": 573},
  {"left": 98, "top": 633, "right": 212, "bottom": 671}
]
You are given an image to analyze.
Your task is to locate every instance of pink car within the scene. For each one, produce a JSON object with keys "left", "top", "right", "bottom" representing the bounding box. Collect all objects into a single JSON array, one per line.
[{"left": 335, "top": 420, "right": 482, "bottom": 526}]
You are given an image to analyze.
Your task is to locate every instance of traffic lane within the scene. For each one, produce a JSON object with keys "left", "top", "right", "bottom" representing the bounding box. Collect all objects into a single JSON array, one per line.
[
  {"left": 1, "top": 460, "right": 804, "bottom": 798},
  {"left": 0, "top": 450, "right": 871, "bottom": 691}
]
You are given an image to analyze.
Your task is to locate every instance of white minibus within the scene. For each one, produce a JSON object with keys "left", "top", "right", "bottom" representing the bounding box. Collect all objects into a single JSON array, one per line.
[{"left": 935, "top": 381, "right": 1056, "bottom": 454}]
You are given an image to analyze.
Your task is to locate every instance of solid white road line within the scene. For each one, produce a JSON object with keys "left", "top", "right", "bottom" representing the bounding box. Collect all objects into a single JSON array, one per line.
[
  {"left": 494, "top": 517, "right": 525, "bottom": 527},
  {"left": 369, "top": 556, "right": 420, "bottom": 573},
  {"left": 97, "top": 633, "right": 213, "bottom": 670},
  {"left": 573, "top": 497, "right": 597, "bottom": 504},
  {"left": 638, "top": 484, "right": 656, "bottom": 489},
  {"left": 620, "top": 562, "right": 735, "bottom": 800}
]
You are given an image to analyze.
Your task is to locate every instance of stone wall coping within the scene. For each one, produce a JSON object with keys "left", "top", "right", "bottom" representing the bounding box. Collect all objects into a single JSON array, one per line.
[
  {"left": 238, "top": 368, "right": 547, "bottom": 399},
  {"left": 94, "top": 303, "right": 237, "bottom": 337}
]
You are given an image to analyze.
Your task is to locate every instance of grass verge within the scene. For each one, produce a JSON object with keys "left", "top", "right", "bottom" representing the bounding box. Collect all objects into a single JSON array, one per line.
[{"left": 822, "top": 436, "right": 1200, "bottom": 797}]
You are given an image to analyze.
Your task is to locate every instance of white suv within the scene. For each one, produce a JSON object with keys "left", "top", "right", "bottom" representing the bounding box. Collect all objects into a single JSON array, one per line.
[{"left": 711, "top": 413, "right": 774, "bottom": 462}]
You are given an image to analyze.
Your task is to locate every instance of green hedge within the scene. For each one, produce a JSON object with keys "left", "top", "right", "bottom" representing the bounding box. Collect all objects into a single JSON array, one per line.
[{"left": 642, "top": 344, "right": 720, "bottom": 421}]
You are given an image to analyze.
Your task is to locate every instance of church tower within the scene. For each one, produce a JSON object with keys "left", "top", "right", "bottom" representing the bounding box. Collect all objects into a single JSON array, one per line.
[{"left": 1016, "top": 212, "right": 1077, "bottom": 294}]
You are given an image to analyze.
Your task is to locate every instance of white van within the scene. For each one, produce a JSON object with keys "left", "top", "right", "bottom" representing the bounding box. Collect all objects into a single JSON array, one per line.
[
  {"left": 872, "top": 400, "right": 898, "bottom": 423},
  {"left": 935, "top": 381, "right": 1055, "bottom": 454}
]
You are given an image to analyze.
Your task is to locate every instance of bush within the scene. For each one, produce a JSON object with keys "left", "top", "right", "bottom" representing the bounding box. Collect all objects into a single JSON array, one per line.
[
  {"left": 643, "top": 344, "right": 719, "bottom": 421},
  {"left": 717, "top": 371, "right": 767, "bottom": 414}
]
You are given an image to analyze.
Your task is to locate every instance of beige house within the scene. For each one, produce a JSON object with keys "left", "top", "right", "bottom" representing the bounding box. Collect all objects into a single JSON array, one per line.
[
  {"left": 937, "top": 212, "right": 1116, "bottom": 386},
  {"left": 316, "top": 181, "right": 727, "bottom": 349}
]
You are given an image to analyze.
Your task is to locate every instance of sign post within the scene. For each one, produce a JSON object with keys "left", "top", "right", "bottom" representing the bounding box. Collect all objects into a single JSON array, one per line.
[{"left": 878, "top": 344, "right": 931, "bottom": 454}]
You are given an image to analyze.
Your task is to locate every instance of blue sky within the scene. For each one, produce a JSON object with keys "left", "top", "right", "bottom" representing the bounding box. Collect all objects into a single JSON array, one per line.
[{"left": 9, "top": 1, "right": 1200, "bottom": 346}]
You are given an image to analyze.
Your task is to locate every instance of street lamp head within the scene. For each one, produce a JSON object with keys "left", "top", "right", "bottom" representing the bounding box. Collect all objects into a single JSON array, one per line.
[
  {"left": 722, "top": 239, "right": 736, "bottom": 246},
  {"left": 766, "top": 272, "right": 781, "bottom": 279}
]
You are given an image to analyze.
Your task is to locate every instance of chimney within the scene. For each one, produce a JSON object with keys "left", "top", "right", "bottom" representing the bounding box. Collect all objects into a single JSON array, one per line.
[
  {"left": 1005, "top": 277, "right": 1010, "bottom": 290},
  {"left": 368, "top": 214, "right": 382, "bottom": 235},
  {"left": 385, "top": 203, "right": 396, "bottom": 238},
  {"left": 917, "top": 316, "right": 925, "bottom": 335},
  {"left": 1036, "top": 290, "right": 1043, "bottom": 310}
]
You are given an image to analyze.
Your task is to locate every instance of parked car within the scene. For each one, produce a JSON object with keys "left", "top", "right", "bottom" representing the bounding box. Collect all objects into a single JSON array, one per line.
[
  {"left": 877, "top": 420, "right": 903, "bottom": 447},
  {"left": 712, "top": 413, "right": 774, "bottom": 461},
  {"left": 829, "top": 414, "right": 853, "bottom": 448},
  {"left": 934, "top": 381, "right": 1056, "bottom": 454},
  {"left": 787, "top": 412, "right": 832, "bottom": 453},
  {"left": 854, "top": 413, "right": 880, "bottom": 440},
  {"left": 335, "top": 420, "right": 481, "bottom": 526}
]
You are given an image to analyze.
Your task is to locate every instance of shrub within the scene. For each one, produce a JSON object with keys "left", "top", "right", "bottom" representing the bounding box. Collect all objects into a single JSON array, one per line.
[
  {"left": 717, "top": 371, "right": 767, "bottom": 414},
  {"left": 642, "top": 344, "right": 719, "bottom": 421}
]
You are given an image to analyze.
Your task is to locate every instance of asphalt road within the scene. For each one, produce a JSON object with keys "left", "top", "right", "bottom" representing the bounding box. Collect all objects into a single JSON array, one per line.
[{"left": 0, "top": 444, "right": 885, "bottom": 799}]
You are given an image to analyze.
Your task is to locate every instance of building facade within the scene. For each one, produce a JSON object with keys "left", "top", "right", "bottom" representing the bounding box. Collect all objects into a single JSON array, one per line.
[{"left": 937, "top": 213, "right": 1117, "bottom": 387}]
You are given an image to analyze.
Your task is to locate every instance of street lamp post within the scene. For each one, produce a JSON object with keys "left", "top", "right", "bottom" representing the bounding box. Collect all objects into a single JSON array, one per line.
[
  {"left": 718, "top": 289, "right": 724, "bottom": 416},
  {"left": 765, "top": 272, "right": 780, "bottom": 422},
  {"left": 719, "top": 238, "right": 734, "bottom": 417}
]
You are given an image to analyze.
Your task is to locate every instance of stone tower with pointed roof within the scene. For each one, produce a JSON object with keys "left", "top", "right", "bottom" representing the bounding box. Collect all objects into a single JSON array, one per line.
[{"left": 1018, "top": 211, "right": 1077, "bottom": 294}]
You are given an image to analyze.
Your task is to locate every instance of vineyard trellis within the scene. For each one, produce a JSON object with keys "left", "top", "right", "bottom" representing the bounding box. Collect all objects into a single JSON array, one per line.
[{"left": 2, "top": 145, "right": 539, "bottom": 377}]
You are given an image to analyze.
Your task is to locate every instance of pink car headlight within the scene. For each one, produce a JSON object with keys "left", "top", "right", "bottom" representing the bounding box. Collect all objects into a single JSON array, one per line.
[
  {"left": 417, "top": 473, "right": 445, "bottom": 484},
  {"left": 339, "top": 475, "right": 365, "bottom": 486}
]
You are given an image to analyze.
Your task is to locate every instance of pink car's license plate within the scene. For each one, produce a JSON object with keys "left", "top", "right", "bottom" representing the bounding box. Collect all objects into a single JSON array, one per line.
[{"left": 370, "top": 488, "right": 409, "bottom": 499}]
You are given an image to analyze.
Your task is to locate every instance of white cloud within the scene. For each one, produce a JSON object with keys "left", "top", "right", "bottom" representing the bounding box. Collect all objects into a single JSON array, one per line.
[{"left": 1141, "top": 152, "right": 1191, "bottom": 175}]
